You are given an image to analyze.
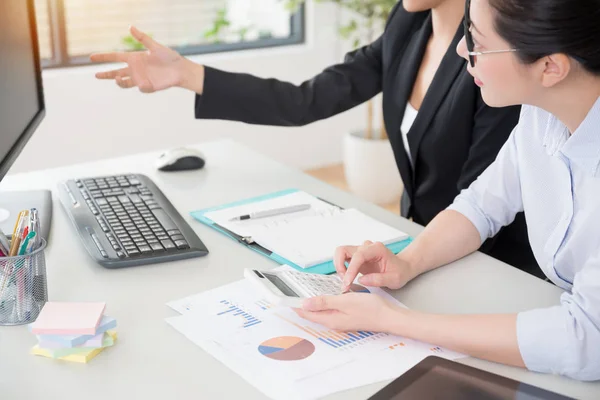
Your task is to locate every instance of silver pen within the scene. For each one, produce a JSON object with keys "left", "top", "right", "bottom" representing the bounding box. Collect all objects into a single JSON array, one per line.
[{"left": 229, "top": 204, "right": 311, "bottom": 221}]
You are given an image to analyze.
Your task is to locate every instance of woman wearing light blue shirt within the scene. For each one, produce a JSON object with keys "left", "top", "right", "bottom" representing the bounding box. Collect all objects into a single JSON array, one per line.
[{"left": 296, "top": 0, "right": 600, "bottom": 381}]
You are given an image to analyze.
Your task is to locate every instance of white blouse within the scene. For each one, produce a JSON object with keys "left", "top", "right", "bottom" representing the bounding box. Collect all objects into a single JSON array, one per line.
[
  {"left": 448, "top": 97, "right": 600, "bottom": 380},
  {"left": 400, "top": 102, "right": 419, "bottom": 166}
]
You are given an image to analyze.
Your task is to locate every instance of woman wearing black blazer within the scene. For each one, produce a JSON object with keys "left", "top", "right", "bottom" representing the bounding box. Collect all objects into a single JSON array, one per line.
[{"left": 91, "top": 0, "right": 539, "bottom": 276}]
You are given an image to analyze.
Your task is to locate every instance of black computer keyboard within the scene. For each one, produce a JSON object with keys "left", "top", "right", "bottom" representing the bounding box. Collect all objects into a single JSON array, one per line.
[{"left": 58, "top": 174, "right": 208, "bottom": 268}]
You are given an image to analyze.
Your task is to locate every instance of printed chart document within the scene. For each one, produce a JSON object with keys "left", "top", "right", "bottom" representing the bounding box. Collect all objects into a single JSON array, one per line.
[{"left": 166, "top": 268, "right": 464, "bottom": 399}]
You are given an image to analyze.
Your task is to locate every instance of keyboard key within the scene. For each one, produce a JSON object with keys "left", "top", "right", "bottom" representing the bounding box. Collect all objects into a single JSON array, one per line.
[
  {"left": 150, "top": 243, "right": 164, "bottom": 252},
  {"left": 152, "top": 212, "right": 177, "bottom": 231},
  {"left": 138, "top": 245, "right": 152, "bottom": 254},
  {"left": 127, "top": 249, "right": 140, "bottom": 256},
  {"left": 161, "top": 240, "right": 176, "bottom": 250},
  {"left": 171, "top": 234, "right": 185, "bottom": 241},
  {"left": 90, "top": 233, "right": 108, "bottom": 256},
  {"left": 174, "top": 240, "right": 189, "bottom": 250},
  {"left": 116, "top": 251, "right": 126, "bottom": 258}
]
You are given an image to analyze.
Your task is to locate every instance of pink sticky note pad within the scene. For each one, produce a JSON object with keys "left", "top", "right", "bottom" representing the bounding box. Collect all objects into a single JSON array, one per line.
[{"left": 31, "top": 302, "right": 106, "bottom": 335}]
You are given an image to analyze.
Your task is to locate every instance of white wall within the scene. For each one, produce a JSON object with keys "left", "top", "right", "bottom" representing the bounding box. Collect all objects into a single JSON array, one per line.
[{"left": 9, "top": 1, "right": 372, "bottom": 175}]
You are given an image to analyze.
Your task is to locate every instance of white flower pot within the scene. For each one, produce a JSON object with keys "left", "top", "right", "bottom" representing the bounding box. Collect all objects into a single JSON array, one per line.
[{"left": 343, "top": 131, "right": 404, "bottom": 205}]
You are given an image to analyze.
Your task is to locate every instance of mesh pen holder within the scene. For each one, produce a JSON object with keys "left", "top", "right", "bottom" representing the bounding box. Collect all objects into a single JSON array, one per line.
[{"left": 0, "top": 239, "right": 48, "bottom": 326}]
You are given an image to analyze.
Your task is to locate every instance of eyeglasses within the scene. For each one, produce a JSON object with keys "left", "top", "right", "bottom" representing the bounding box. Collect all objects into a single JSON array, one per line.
[{"left": 463, "top": 0, "right": 518, "bottom": 67}]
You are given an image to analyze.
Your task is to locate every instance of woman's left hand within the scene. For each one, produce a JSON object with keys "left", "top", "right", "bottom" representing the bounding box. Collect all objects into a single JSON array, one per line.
[{"left": 294, "top": 293, "right": 406, "bottom": 333}]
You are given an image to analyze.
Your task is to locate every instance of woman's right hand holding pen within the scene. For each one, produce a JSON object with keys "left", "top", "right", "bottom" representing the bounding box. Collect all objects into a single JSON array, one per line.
[{"left": 335, "top": 240, "right": 420, "bottom": 291}]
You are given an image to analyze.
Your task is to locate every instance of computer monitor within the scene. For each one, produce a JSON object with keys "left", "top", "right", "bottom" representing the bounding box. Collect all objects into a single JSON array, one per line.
[{"left": 0, "top": 0, "right": 52, "bottom": 240}]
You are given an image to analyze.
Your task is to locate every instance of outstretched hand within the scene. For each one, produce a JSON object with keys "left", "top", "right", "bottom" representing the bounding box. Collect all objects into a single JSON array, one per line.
[{"left": 90, "top": 26, "right": 188, "bottom": 93}]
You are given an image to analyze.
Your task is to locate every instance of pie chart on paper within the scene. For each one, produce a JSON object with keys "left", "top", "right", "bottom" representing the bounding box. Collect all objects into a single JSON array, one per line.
[{"left": 258, "top": 336, "right": 315, "bottom": 361}]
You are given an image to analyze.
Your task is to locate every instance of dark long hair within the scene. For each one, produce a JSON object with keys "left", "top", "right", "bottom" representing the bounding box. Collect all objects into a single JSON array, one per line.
[{"left": 487, "top": 0, "right": 600, "bottom": 75}]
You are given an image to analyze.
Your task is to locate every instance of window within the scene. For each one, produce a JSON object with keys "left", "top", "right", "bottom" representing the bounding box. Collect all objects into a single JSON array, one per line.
[{"left": 34, "top": 0, "right": 305, "bottom": 68}]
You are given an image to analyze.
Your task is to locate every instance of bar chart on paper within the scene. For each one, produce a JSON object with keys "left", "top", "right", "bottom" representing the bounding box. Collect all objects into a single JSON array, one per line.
[
  {"left": 217, "top": 300, "right": 262, "bottom": 328},
  {"left": 276, "top": 313, "right": 395, "bottom": 352},
  {"left": 255, "top": 299, "right": 273, "bottom": 310}
]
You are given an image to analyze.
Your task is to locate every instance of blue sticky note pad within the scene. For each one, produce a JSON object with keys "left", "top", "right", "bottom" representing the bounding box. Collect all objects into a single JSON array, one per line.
[
  {"left": 190, "top": 189, "right": 413, "bottom": 275},
  {"left": 35, "top": 316, "right": 117, "bottom": 347}
]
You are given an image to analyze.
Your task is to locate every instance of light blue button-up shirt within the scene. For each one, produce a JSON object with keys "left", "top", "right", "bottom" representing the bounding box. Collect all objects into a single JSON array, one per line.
[{"left": 448, "top": 97, "right": 600, "bottom": 381}]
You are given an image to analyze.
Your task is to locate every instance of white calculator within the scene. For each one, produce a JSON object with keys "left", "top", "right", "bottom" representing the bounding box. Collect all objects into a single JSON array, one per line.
[{"left": 244, "top": 268, "right": 370, "bottom": 308}]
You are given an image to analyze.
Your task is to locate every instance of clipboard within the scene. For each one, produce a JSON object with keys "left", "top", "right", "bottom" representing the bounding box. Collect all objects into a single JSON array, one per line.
[{"left": 190, "top": 189, "right": 413, "bottom": 275}]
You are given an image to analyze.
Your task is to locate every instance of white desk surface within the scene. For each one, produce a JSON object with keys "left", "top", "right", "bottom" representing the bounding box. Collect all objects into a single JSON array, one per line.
[{"left": 0, "top": 139, "right": 597, "bottom": 400}]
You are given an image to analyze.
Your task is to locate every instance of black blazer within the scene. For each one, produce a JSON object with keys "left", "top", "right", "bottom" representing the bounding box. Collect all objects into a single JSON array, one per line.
[{"left": 195, "top": 3, "right": 540, "bottom": 276}]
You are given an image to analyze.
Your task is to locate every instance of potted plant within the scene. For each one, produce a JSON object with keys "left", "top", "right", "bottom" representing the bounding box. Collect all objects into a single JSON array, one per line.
[{"left": 287, "top": 0, "right": 402, "bottom": 205}]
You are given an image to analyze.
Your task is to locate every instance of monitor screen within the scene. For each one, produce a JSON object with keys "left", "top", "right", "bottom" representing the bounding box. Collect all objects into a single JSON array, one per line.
[{"left": 0, "top": 0, "right": 45, "bottom": 182}]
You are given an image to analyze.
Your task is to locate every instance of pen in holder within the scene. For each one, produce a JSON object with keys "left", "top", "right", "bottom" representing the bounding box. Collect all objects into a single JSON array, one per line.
[{"left": 0, "top": 239, "right": 48, "bottom": 326}]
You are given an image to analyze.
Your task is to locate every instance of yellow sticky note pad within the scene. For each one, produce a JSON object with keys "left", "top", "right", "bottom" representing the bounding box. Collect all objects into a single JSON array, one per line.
[{"left": 31, "top": 331, "right": 117, "bottom": 363}]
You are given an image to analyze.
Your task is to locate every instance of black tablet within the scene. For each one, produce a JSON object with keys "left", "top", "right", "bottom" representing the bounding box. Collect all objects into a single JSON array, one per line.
[{"left": 368, "top": 356, "right": 574, "bottom": 400}]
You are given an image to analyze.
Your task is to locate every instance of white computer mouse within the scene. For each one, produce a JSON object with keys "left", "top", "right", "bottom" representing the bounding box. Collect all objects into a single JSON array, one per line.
[{"left": 156, "top": 148, "right": 206, "bottom": 172}]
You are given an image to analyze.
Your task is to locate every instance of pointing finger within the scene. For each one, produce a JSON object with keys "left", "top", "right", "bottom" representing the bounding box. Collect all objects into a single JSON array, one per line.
[
  {"left": 95, "top": 67, "right": 130, "bottom": 80},
  {"left": 90, "top": 52, "right": 130, "bottom": 64}
]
